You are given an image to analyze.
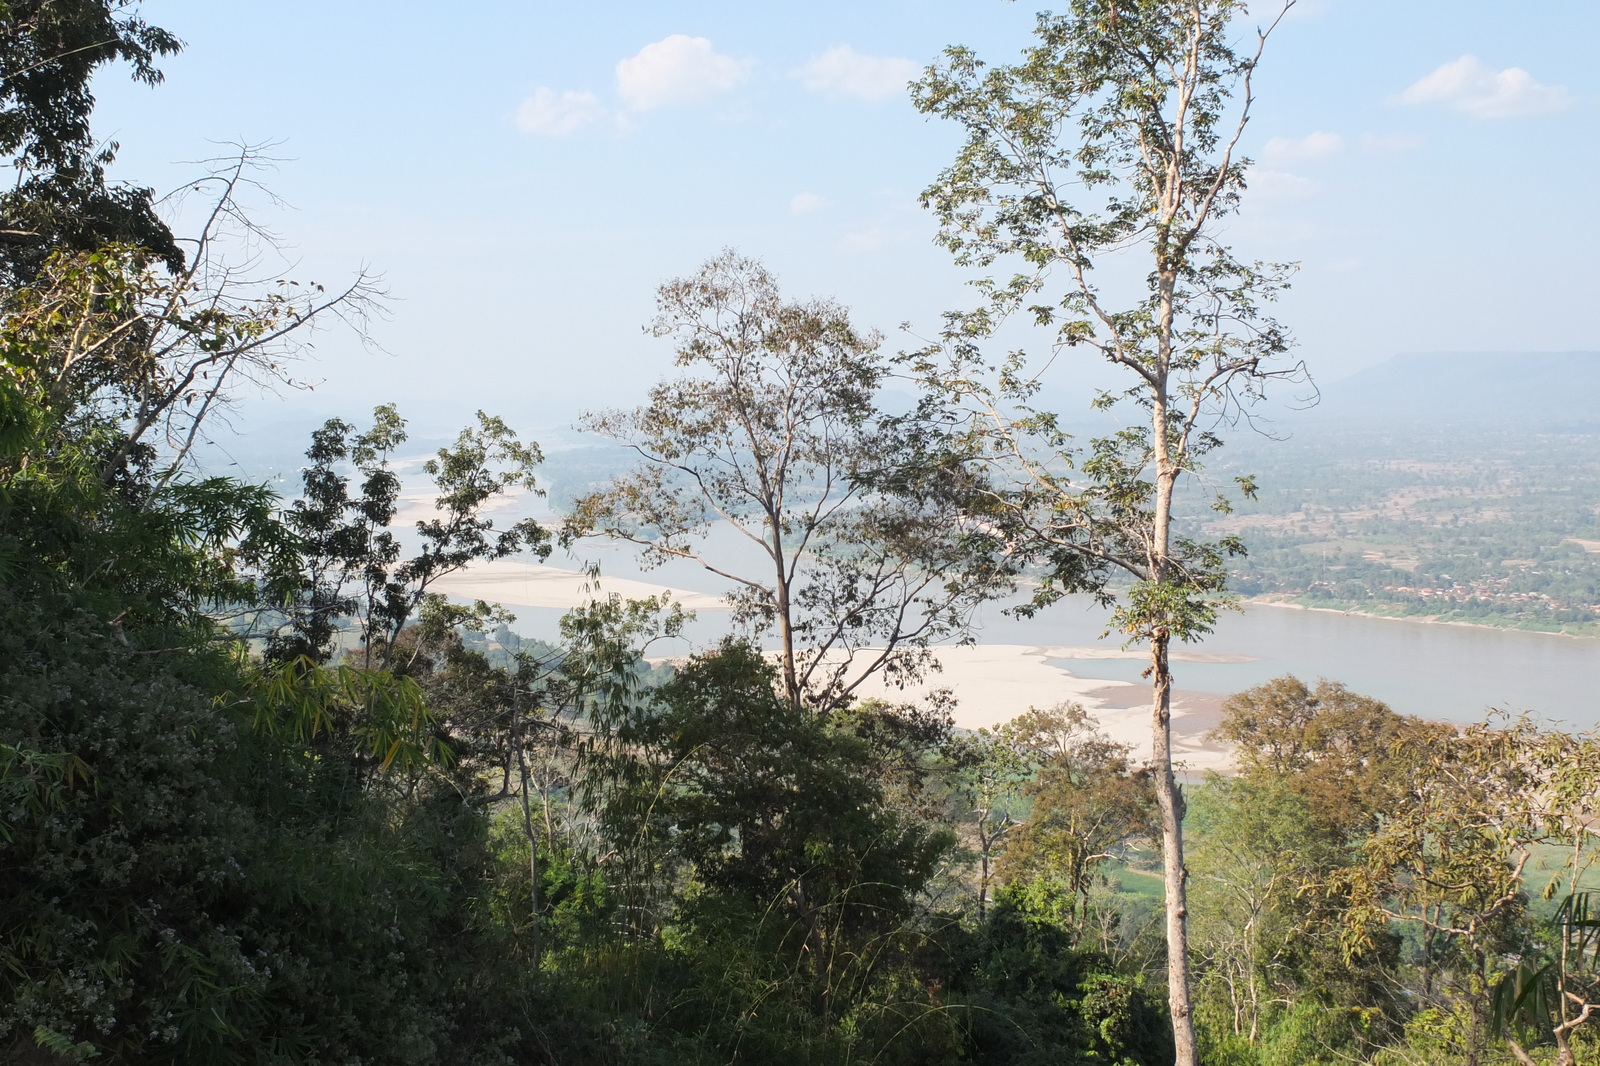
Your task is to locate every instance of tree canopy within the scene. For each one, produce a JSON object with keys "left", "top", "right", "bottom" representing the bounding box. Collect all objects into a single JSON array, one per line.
[
  {"left": 0, "top": 0, "right": 182, "bottom": 281},
  {"left": 1, "top": 5, "right": 1592, "bottom": 1066}
]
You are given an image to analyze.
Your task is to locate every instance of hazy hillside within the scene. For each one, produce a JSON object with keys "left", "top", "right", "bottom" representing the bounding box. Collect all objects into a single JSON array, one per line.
[
  {"left": 1207, "top": 353, "right": 1600, "bottom": 634},
  {"left": 1311, "top": 350, "right": 1600, "bottom": 429}
]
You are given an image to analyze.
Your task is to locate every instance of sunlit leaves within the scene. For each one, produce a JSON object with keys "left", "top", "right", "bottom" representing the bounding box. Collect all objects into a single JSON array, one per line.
[
  {"left": 0, "top": 743, "right": 92, "bottom": 843},
  {"left": 246, "top": 655, "right": 451, "bottom": 775}
]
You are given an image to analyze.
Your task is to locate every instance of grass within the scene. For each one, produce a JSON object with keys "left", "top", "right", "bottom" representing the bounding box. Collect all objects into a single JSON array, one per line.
[{"left": 1103, "top": 862, "right": 1165, "bottom": 900}]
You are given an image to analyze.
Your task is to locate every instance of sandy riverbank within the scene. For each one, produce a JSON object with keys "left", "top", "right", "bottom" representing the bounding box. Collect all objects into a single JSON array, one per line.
[
  {"left": 429, "top": 558, "right": 729, "bottom": 611},
  {"left": 847, "top": 644, "right": 1233, "bottom": 773},
  {"left": 432, "top": 562, "right": 1234, "bottom": 772}
]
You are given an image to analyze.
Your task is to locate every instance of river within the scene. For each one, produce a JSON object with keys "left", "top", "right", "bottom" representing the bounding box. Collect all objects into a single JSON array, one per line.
[
  {"left": 488, "top": 574, "right": 1600, "bottom": 729},
  {"left": 969, "top": 598, "right": 1600, "bottom": 729},
  {"left": 468, "top": 515, "right": 1600, "bottom": 729}
]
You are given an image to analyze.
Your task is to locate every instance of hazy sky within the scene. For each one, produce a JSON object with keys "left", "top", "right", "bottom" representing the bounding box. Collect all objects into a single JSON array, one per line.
[{"left": 93, "top": 0, "right": 1598, "bottom": 432}]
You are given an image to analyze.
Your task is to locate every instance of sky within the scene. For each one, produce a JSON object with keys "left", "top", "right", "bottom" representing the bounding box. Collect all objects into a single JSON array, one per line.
[{"left": 90, "top": 0, "right": 1600, "bottom": 438}]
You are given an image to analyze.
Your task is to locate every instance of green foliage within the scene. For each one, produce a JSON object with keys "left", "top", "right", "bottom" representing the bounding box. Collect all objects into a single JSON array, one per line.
[
  {"left": 0, "top": 231, "right": 558, "bottom": 1061},
  {"left": 246, "top": 655, "right": 450, "bottom": 775},
  {"left": 936, "top": 883, "right": 1172, "bottom": 1065},
  {"left": 943, "top": 723, "right": 1032, "bottom": 917},
  {"left": 1187, "top": 679, "right": 1600, "bottom": 1066},
  {"left": 1492, "top": 881, "right": 1600, "bottom": 1061},
  {"left": 26, "top": 8, "right": 1594, "bottom": 1065},
  {"left": 996, "top": 703, "right": 1156, "bottom": 928},
  {"left": 908, "top": 11, "right": 1308, "bottom": 1053},
  {"left": 266, "top": 404, "right": 550, "bottom": 669},
  {"left": 1188, "top": 775, "right": 1388, "bottom": 1059},
  {"left": 597, "top": 642, "right": 955, "bottom": 1024},
  {"left": 0, "top": 742, "right": 91, "bottom": 842},
  {"left": 1255, "top": 1000, "right": 1377, "bottom": 1066},
  {"left": 1213, "top": 676, "right": 1451, "bottom": 843},
  {"left": 489, "top": 815, "right": 612, "bottom": 959},
  {"left": 0, "top": 585, "right": 526, "bottom": 1063},
  {"left": 0, "top": 0, "right": 183, "bottom": 281},
  {"left": 905, "top": 0, "right": 1303, "bottom": 643}
]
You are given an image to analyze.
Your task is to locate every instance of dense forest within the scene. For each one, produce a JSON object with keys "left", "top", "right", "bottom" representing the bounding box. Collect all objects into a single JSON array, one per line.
[{"left": 4, "top": 3, "right": 1600, "bottom": 1065}]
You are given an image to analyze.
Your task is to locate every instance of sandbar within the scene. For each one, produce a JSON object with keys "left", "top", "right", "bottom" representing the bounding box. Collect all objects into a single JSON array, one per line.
[
  {"left": 849, "top": 644, "right": 1233, "bottom": 773},
  {"left": 433, "top": 563, "right": 1233, "bottom": 772},
  {"left": 428, "top": 559, "right": 729, "bottom": 612}
]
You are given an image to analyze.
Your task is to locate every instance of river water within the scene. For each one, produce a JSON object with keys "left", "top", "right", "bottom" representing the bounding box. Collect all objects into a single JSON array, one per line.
[
  {"left": 499, "top": 579, "right": 1600, "bottom": 730},
  {"left": 488, "top": 517, "right": 1600, "bottom": 729},
  {"left": 967, "top": 597, "right": 1600, "bottom": 729}
]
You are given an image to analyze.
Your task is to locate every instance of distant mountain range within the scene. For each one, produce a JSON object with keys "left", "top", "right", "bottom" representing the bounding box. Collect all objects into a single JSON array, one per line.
[{"left": 1311, "top": 351, "right": 1600, "bottom": 430}]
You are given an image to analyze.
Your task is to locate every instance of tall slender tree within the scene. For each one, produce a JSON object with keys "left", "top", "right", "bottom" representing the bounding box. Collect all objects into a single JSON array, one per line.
[{"left": 909, "top": 2, "right": 1302, "bottom": 1060}]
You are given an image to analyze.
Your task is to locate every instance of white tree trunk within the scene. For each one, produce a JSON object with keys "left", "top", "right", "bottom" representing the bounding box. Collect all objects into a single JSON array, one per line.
[{"left": 1151, "top": 633, "right": 1198, "bottom": 1065}]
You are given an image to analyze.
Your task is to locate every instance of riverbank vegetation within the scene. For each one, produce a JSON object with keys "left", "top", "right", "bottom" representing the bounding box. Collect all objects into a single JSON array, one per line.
[{"left": 3, "top": 2, "right": 1598, "bottom": 1064}]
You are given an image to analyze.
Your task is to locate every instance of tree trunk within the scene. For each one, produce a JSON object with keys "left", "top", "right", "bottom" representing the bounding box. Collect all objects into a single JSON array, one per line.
[
  {"left": 1466, "top": 947, "right": 1487, "bottom": 1066},
  {"left": 514, "top": 713, "right": 542, "bottom": 974},
  {"left": 1150, "top": 264, "right": 1196, "bottom": 1062},
  {"left": 771, "top": 528, "right": 803, "bottom": 712},
  {"left": 1152, "top": 631, "right": 1198, "bottom": 1065},
  {"left": 979, "top": 841, "right": 991, "bottom": 921}
]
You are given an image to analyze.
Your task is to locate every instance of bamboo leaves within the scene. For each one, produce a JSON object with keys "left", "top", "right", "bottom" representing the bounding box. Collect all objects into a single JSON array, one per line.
[{"left": 245, "top": 656, "right": 449, "bottom": 775}]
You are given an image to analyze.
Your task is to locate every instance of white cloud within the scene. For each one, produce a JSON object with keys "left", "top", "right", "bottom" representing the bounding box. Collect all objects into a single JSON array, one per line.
[
  {"left": 1360, "top": 132, "right": 1423, "bottom": 157},
  {"left": 1262, "top": 130, "right": 1345, "bottom": 163},
  {"left": 1399, "top": 56, "right": 1571, "bottom": 119},
  {"left": 515, "top": 87, "right": 606, "bottom": 136},
  {"left": 615, "top": 35, "right": 751, "bottom": 111},
  {"left": 790, "top": 192, "right": 828, "bottom": 215},
  {"left": 1246, "top": 168, "right": 1319, "bottom": 199},
  {"left": 796, "top": 45, "right": 919, "bottom": 102}
]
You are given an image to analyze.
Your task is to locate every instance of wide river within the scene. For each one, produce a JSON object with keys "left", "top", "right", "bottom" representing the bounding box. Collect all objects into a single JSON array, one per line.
[
  {"left": 969, "top": 598, "right": 1600, "bottom": 729},
  {"left": 500, "top": 578, "right": 1599, "bottom": 729},
  {"left": 479, "top": 522, "right": 1599, "bottom": 730}
]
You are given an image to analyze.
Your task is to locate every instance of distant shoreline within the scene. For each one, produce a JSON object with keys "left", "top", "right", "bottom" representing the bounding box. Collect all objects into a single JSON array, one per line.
[{"left": 1244, "top": 597, "right": 1600, "bottom": 642}]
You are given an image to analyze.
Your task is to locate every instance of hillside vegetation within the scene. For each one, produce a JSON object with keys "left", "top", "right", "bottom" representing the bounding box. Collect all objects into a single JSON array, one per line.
[{"left": 4, "top": 5, "right": 1600, "bottom": 1066}]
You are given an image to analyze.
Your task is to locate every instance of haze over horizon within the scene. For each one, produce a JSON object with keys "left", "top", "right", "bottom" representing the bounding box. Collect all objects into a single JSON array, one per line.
[{"left": 89, "top": 0, "right": 1597, "bottom": 428}]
